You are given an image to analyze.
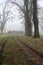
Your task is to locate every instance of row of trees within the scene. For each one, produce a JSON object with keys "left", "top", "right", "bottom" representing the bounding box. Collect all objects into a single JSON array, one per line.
[
  {"left": 10, "top": 0, "right": 40, "bottom": 38},
  {"left": 0, "top": 0, "right": 41, "bottom": 38}
]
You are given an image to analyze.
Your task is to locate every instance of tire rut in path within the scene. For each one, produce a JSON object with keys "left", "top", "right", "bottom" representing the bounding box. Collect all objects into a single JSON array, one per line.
[
  {"left": 0, "top": 38, "right": 8, "bottom": 65},
  {"left": 15, "top": 37, "right": 43, "bottom": 65}
]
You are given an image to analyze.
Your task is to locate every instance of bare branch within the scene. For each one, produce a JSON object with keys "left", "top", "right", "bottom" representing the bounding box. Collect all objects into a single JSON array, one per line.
[{"left": 11, "top": 1, "right": 25, "bottom": 14}]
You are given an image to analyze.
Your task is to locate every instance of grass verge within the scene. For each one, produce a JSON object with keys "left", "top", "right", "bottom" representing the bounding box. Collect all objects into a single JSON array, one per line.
[{"left": 18, "top": 36, "right": 43, "bottom": 53}]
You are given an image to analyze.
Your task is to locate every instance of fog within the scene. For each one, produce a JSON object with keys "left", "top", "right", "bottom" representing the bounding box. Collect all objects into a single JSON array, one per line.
[{"left": 0, "top": 0, "right": 43, "bottom": 34}]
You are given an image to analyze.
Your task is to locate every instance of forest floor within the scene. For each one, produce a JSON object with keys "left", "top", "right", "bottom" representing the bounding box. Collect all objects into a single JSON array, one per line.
[{"left": 0, "top": 34, "right": 43, "bottom": 65}]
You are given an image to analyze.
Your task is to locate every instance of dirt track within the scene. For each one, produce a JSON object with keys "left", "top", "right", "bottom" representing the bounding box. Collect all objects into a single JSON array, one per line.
[
  {"left": 0, "top": 37, "right": 43, "bottom": 65},
  {"left": 15, "top": 37, "right": 43, "bottom": 65}
]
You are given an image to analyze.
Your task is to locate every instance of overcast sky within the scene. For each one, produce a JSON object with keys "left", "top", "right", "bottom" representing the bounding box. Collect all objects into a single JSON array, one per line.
[{"left": 0, "top": 0, "right": 43, "bottom": 32}]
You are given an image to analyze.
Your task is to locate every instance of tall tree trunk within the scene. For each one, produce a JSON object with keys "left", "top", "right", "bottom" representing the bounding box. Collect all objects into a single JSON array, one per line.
[
  {"left": 24, "top": 0, "right": 32, "bottom": 36},
  {"left": 25, "top": 16, "right": 28, "bottom": 36},
  {"left": 33, "top": 0, "right": 40, "bottom": 37},
  {"left": 1, "top": 22, "right": 3, "bottom": 34}
]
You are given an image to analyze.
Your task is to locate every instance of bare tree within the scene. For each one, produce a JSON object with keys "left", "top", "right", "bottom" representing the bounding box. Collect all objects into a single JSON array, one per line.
[
  {"left": 0, "top": 0, "right": 10, "bottom": 33},
  {"left": 0, "top": 0, "right": 14, "bottom": 33},
  {"left": 33, "top": 0, "right": 40, "bottom": 37},
  {"left": 24, "top": 0, "right": 33, "bottom": 36},
  {"left": 11, "top": 0, "right": 32, "bottom": 36}
]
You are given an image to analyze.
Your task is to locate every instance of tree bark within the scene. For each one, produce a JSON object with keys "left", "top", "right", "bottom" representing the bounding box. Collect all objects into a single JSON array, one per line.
[
  {"left": 24, "top": 0, "right": 32, "bottom": 36},
  {"left": 33, "top": 0, "right": 40, "bottom": 38}
]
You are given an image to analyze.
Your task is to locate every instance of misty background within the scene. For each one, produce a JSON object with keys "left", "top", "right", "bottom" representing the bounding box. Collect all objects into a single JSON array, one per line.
[{"left": 0, "top": 0, "right": 43, "bottom": 34}]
